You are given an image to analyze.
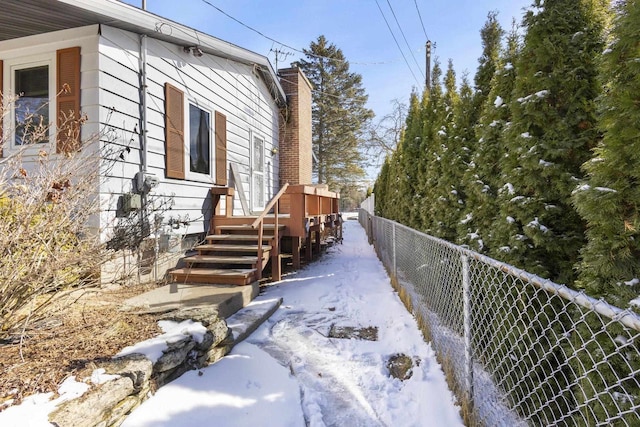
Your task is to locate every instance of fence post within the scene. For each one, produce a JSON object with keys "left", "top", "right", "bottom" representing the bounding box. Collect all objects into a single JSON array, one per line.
[
  {"left": 367, "top": 214, "right": 373, "bottom": 245},
  {"left": 462, "top": 254, "right": 474, "bottom": 412},
  {"left": 392, "top": 222, "right": 397, "bottom": 279}
]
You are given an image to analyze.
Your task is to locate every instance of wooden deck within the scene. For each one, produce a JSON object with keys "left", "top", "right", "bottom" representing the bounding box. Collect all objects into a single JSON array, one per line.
[{"left": 169, "top": 184, "right": 341, "bottom": 286}]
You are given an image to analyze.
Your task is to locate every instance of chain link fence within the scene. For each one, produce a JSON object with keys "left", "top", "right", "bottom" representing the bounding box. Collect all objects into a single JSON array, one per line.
[{"left": 359, "top": 210, "right": 640, "bottom": 426}]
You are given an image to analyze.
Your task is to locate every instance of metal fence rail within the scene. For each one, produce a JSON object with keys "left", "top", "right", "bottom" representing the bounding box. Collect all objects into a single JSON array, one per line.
[{"left": 359, "top": 211, "right": 640, "bottom": 426}]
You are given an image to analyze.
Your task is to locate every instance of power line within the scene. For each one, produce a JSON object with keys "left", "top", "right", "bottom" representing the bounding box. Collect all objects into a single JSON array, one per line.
[
  {"left": 385, "top": 0, "right": 425, "bottom": 81},
  {"left": 374, "top": 0, "right": 421, "bottom": 87},
  {"left": 414, "top": 0, "right": 430, "bottom": 41},
  {"left": 198, "top": 0, "right": 395, "bottom": 66}
]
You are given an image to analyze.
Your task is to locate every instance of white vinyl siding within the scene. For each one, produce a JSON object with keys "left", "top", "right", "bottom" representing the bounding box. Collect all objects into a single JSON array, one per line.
[{"left": 97, "top": 25, "right": 280, "bottom": 234}]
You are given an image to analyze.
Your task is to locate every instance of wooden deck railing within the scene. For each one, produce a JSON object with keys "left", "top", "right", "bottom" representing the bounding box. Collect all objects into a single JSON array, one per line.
[{"left": 251, "top": 183, "right": 289, "bottom": 281}]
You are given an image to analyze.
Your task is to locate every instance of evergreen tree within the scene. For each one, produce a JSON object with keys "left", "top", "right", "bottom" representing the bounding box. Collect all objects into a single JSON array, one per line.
[
  {"left": 397, "top": 92, "right": 424, "bottom": 228},
  {"left": 574, "top": 0, "right": 640, "bottom": 307},
  {"left": 458, "top": 15, "right": 510, "bottom": 252},
  {"left": 427, "top": 59, "right": 461, "bottom": 241},
  {"left": 473, "top": 11, "right": 505, "bottom": 124},
  {"left": 486, "top": 1, "right": 609, "bottom": 423},
  {"left": 296, "top": 36, "right": 374, "bottom": 191},
  {"left": 489, "top": 0, "right": 607, "bottom": 285},
  {"left": 571, "top": 3, "right": 640, "bottom": 421},
  {"left": 417, "top": 60, "right": 445, "bottom": 234}
]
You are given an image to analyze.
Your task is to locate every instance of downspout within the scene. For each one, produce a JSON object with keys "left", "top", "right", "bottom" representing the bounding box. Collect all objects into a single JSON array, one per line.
[
  {"left": 138, "top": 33, "right": 153, "bottom": 281},
  {"left": 140, "top": 34, "right": 148, "bottom": 178}
]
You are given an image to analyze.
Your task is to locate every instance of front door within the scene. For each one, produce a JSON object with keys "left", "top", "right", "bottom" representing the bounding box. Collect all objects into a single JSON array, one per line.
[{"left": 251, "top": 135, "right": 265, "bottom": 211}]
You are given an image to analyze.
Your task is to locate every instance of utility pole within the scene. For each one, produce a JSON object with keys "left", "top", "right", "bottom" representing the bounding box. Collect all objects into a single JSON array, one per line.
[{"left": 425, "top": 40, "right": 432, "bottom": 94}]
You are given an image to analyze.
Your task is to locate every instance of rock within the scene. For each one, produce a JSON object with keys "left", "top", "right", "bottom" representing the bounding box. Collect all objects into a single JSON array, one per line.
[
  {"left": 49, "top": 376, "right": 134, "bottom": 427},
  {"left": 387, "top": 353, "right": 414, "bottom": 381},
  {"left": 102, "top": 354, "right": 153, "bottom": 390},
  {"left": 107, "top": 395, "right": 140, "bottom": 425},
  {"left": 157, "top": 306, "right": 219, "bottom": 327},
  {"left": 207, "top": 344, "right": 231, "bottom": 364},
  {"left": 328, "top": 324, "right": 378, "bottom": 341},
  {"left": 207, "top": 318, "right": 230, "bottom": 347},
  {"left": 154, "top": 337, "right": 196, "bottom": 373}
]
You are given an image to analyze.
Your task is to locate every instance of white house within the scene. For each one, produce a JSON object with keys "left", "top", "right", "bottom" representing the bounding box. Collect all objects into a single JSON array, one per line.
[{"left": 0, "top": 0, "right": 323, "bottom": 282}]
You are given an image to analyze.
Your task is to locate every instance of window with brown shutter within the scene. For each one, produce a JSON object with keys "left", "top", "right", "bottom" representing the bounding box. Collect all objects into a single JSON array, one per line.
[
  {"left": 56, "top": 47, "right": 81, "bottom": 154},
  {"left": 165, "top": 83, "right": 185, "bottom": 179},
  {"left": 215, "top": 111, "right": 227, "bottom": 185}
]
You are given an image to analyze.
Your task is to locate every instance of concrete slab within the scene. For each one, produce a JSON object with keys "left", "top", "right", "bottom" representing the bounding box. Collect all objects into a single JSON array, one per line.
[{"left": 121, "top": 282, "right": 259, "bottom": 319}]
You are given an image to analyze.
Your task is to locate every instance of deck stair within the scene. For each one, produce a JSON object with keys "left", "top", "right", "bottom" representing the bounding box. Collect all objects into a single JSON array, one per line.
[
  {"left": 169, "top": 186, "right": 287, "bottom": 285},
  {"left": 170, "top": 223, "right": 285, "bottom": 286}
]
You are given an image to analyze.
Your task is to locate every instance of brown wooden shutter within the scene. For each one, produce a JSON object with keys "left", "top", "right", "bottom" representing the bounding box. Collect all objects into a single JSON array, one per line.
[
  {"left": 165, "top": 83, "right": 185, "bottom": 179},
  {"left": 0, "top": 59, "right": 3, "bottom": 158},
  {"left": 56, "top": 47, "right": 81, "bottom": 154},
  {"left": 215, "top": 111, "right": 227, "bottom": 185}
]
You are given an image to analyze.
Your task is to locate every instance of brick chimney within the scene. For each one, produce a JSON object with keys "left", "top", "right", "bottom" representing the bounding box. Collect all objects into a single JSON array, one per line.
[{"left": 278, "top": 66, "right": 313, "bottom": 186}]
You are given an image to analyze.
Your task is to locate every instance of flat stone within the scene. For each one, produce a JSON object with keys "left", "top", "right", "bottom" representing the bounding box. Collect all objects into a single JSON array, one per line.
[
  {"left": 226, "top": 297, "right": 283, "bottom": 346},
  {"left": 154, "top": 338, "right": 196, "bottom": 373},
  {"left": 157, "top": 306, "right": 219, "bottom": 327},
  {"left": 49, "top": 377, "right": 134, "bottom": 427},
  {"left": 328, "top": 324, "right": 378, "bottom": 341},
  {"left": 102, "top": 354, "right": 153, "bottom": 390}
]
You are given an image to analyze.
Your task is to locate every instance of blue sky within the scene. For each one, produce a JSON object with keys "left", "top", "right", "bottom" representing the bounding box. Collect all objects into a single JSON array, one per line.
[
  {"left": 122, "top": 0, "right": 531, "bottom": 118},
  {"left": 121, "top": 0, "right": 531, "bottom": 178}
]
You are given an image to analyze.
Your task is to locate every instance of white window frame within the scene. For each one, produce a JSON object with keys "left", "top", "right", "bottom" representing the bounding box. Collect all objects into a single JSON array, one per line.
[
  {"left": 4, "top": 53, "right": 56, "bottom": 153},
  {"left": 184, "top": 98, "right": 215, "bottom": 183},
  {"left": 251, "top": 131, "right": 266, "bottom": 211}
]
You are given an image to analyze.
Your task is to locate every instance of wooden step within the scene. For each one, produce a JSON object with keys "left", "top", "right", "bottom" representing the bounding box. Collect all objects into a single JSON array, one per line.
[
  {"left": 196, "top": 244, "right": 272, "bottom": 253},
  {"left": 205, "top": 234, "right": 272, "bottom": 244},
  {"left": 183, "top": 255, "right": 263, "bottom": 265},
  {"left": 170, "top": 268, "right": 257, "bottom": 285}
]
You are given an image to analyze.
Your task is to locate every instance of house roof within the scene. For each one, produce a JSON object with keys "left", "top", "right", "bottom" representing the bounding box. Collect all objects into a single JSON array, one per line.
[{"left": 0, "top": 0, "right": 286, "bottom": 104}]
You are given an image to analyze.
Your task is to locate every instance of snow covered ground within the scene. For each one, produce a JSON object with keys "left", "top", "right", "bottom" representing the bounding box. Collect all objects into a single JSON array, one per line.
[
  {"left": 1, "top": 215, "right": 464, "bottom": 427},
  {"left": 123, "top": 216, "right": 463, "bottom": 426}
]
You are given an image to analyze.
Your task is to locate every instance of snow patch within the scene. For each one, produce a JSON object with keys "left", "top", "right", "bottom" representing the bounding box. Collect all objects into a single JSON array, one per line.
[
  {"left": 460, "top": 213, "right": 473, "bottom": 225},
  {"left": 506, "top": 216, "right": 515, "bottom": 224},
  {"left": 116, "top": 319, "right": 208, "bottom": 363},
  {"left": 623, "top": 278, "right": 639, "bottom": 287},
  {"left": 502, "top": 183, "right": 515, "bottom": 195},
  {"left": 526, "top": 217, "right": 549, "bottom": 233},
  {"left": 539, "top": 159, "right": 553, "bottom": 167},
  {"left": 595, "top": 187, "right": 617, "bottom": 193},
  {"left": 494, "top": 96, "right": 503, "bottom": 108}
]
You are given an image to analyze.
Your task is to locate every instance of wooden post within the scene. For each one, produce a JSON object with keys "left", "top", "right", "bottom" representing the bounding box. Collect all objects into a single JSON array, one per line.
[
  {"left": 292, "top": 236, "right": 301, "bottom": 269},
  {"left": 271, "top": 200, "right": 281, "bottom": 281}
]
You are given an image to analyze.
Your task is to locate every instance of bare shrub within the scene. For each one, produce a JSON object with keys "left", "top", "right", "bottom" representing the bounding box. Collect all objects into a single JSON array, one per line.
[{"left": 0, "top": 95, "right": 111, "bottom": 341}]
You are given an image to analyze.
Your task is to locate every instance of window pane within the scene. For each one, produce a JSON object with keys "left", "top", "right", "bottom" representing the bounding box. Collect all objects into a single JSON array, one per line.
[
  {"left": 15, "top": 66, "right": 49, "bottom": 145},
  {"left": 253, "top": 137, "right": 264, "bottom": 173},
  {"left": 253, "top": 173, "right": 264, "bottom": 207},
  {"left": 189, "top": 104, "right": 210, "bottom": 175}
]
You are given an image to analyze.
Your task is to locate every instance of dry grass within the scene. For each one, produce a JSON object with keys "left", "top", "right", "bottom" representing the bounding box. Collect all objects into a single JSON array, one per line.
[
  {"left": 0, "top": 283, "right": 162, "bottom": 409},
  {"left": 388, "top": 268, "right": 478, "bottom": 426}
]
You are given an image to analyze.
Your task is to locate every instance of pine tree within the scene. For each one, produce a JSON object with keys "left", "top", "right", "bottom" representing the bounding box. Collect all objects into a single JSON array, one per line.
[
  {"left": 489, "top": 0, "right": 606, "bottom": 285},
  {"left": 295, "top": 36, "right": 374, "bottom": 191}
]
